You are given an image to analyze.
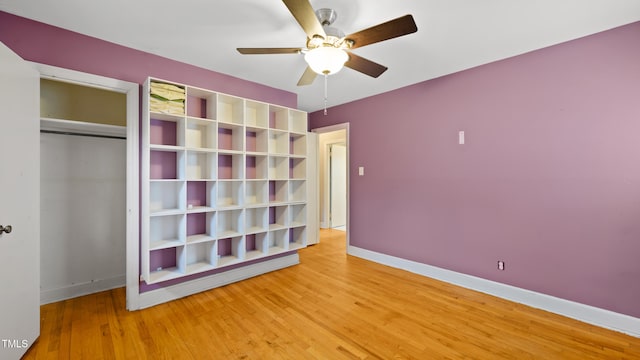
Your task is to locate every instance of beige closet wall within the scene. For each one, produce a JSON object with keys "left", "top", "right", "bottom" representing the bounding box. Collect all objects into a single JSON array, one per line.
[{"left": 40, "top": 79, "right": 126, "bottom": 126}]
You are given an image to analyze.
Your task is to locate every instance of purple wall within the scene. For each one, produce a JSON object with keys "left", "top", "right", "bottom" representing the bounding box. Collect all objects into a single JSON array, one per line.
[
  {"left": 0, "top": 12, "right": 296, "bottom": 107},
  {"left": 311, "top": 22, "right": 640, "bottom": 318}
]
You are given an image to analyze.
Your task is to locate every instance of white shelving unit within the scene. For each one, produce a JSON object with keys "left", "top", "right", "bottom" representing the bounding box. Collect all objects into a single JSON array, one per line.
[{"left": 141, "top": 77, "right": 314, "bottom": 284}]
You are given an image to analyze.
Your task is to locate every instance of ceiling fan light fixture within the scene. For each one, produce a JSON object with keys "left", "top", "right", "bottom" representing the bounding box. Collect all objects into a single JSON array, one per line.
[{"left": 304, "top": 46, "right": 349, "bottom": 75}]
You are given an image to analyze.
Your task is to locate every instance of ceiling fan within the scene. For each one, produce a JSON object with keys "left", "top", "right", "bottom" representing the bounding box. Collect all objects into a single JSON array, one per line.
[{"left": 237, "top": 0, "right": 418, "bottom": 86}]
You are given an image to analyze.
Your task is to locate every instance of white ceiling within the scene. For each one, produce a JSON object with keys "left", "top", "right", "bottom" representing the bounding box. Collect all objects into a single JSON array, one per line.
[{"left": 2, "top": 0, "right": 640, "bottom": 112}]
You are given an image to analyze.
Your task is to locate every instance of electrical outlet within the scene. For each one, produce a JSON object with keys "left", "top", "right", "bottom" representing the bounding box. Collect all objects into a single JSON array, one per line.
[{"left": 497, "top": 261, "right": 505, "bottom": 270}]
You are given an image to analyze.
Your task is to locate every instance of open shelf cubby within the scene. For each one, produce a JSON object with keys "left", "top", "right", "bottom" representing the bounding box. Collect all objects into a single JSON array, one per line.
[
  {"left": 186, "top": 87, "right": 216, "bottom": 120},
  {"left": 245, "top": 180, "right": 268, "bottom": 207},
  {"left": 149, "top": 180, "right": 185, "bottom": 214},
  {"left": 218, "top": 122, "right": 244, "bottom": 152},
  {"left": 186, "top": 211, "right": 216, "bottom": 244},
  {"left": 218, "top": 153, "right": 244, "bottom": 180},
  {"left": 268, "top": 130, "right": 289, "bottom": 155},
  {"left": 268, "top": 156, "right": 289, "bottom": 180},
  {"left": 289, "top": 226, "right": 307, "bottom": 250},
  {"left": 217, "top": 236, "right": 244, "bottom": 267},
  {"left": 245, "top": 207, "right": 268, "bottom": 234},
  {"left": 185, "top": 241, "right": 217, "bottom": 275},
  {"left": 246, "top": 155, "right": 267, "bottom": 180},
  {"left": 216, "top": 180, "right": 243, "bottom": 209},
  {"left": 185, "top": 118, "right": 216, "bottom": 150},
  {"left": 289, "top": 204, "right": 306, "bottom": 228},
  {"left": 149, "top": 114, "right": 184, "bottom": 147},
  {"left": 269, "top": 205, "right": 288, "bottom": 230},
  {"left": 289, "top": 110, "right": 307, "bottom": 134},
  {"left": 269, "top": 105, "right": 289, "bottom": 131},
  {"left": 217, "top": 209, "right": 244, "bottom": 238},
  {"left": 245, "top": 232, "right": 268, "bottom": 260},
  {"left": 289, "top": 180, "right": 306, "bottom": 203},
  {"left": 267, "top": 229, "right": 288, "bottom": 255},
  {"left": 269, "top": 180, "right": 288, "bottom": 204},
  {"left": 290, "top": 157, "right": 306, "bottom": 179},
  {"left": 245, "top": 127, "right": 268, "bottom": 154},
  {"left": 218, "top": 94, "right": 244, "bottom": 125},
  {"left": 148, "top": 246, "right": 186, "bottom": 283},
  {"left": 245, "top": 100, "right": 268, "bottom": 128},
  {"left": 149, "top": 214, "right": 186, "bottom": 250},
  {"left": 150, "top": 149, "right": 185, "bottom": 180},
  {"left": 186, "top": 181, "right": 215, "bottom": 212},
  {"left": 290, "top": 133, "right": 306, "bottom": 156},
  {"left": 186, "top": 151, "right": 216, "bottom": 180}
]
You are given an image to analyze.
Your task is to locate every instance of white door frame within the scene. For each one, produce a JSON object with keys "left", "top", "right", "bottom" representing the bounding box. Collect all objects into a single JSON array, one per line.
[
  {"left": 30, "top": 63, "right": 141, "bottom": 310},
  {"left": 312, "top": 123, "right": 350, "bottom": 247}
]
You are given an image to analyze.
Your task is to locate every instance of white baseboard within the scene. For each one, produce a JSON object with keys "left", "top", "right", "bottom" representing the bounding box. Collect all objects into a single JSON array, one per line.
[
  {"left": 348, "top": 245, "right": 640, "bottom": 338},
  {"left": 40, "top": 275, "right": 126, "bottom": 305},
  {"left": 136, "top": 253, "right": 300, "bottom": 310}
]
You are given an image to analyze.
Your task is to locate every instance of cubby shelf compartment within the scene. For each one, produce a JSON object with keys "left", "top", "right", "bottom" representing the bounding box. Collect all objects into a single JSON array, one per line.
[
  {"left": 218, "top": 122, "right": 244, "bottom": 152},
  {"left": 246, "top": 155, "right": 267, "bottom": 180},
  {"left": 217, "top": 236, "right": 244, "bottom": 267},
  {"left": 149, "top": 214, "right": 186, "bottom": 250},
  {"left": 269, "top": 180, "right": 288, "bottom": 204},
  {"left": 289, "top": 226, "right": 307, "bottom": 250},
  {"left": 216, "top": 180, "right": 244, "bottom": 209},
  {"left": 186, "top": 181, "right": 215, "bottom": 212},
  {"left": 218, "top": 94, "right": 244, "bottom": 125},
  {"left": 245, "top": 127, "right": 268, "bottom": 154},
  {"left": 268, "top": 130, "right": 289, "bottom": 155},
  {"left": 246, "top": 207, "right": 268, "bottom": 234},
  {"left": 290, "top": 133, "right": 306, "bottom": 156},
  {"left": 217, "top": 209, "right": 244, "bottom": 238},
  {"left": 245, "top": 232, "right": 268, "bottom": 260},
  {"left": 218, "top": 153, "right": 244, "bottom": 180},
  {"left": 150, "top": 149, "right": 185, "bottom": 180},
  {"left": 185, "top": 117, "right": 216, "bottom": 150},
  {"left": 289, "top": 110, "right": 307, "bottom": 134},
  {"left": 290, "top": 157, "right": 306, "bottom": 179},
  {"left": 246, "top": 180, "right": 268, "bottom": 207},
  {"left": 267, "top": 229, "right": 288, "bottom": 255},
  {"left": 269, "top": 105, "right": 289, "bottom": 131},
  {"left": 186, "top": 87, "right": 217, "bottom": 120},
  {"left": 149, "top": 113, "right": 184, "bottom": 147},
  {"left": 186, "top": 150, "right": 216, "bottom": 180},
  {"left": 268, "top": 156, "right": 289, "bottom": 180},
  {"left": 289, "top": 204, "right": 306, "bottom": 228},
  {"left": 289, "top": 180, "right": 306, "bottom": 203},
  {"left": 269, "top": 205, "right": 288, "bottom": 231},
  {"left": 149, "top": 180, "right": 186, "bottom": 215},
  {"left": 186, "top": 211, "right": 216, "bottom": 245},
  {"left": 186, "top": 241, "right": 217, "bottom": 275},
  {"left": 245, "top": 100, "right": 268, "bottom": 128},
  {"left": 148, "top": 245, "right": 186, "bottom": 283}
]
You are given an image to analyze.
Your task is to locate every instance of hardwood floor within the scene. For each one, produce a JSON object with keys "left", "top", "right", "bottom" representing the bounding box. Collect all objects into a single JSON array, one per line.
[{"left": 24, "top": 229, "right": 640, "bottom": 359}]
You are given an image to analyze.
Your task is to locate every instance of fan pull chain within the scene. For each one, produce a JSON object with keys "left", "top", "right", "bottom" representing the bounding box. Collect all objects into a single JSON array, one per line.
[{"left": 324, "top": 73, "right": 328, "bottom": 116}]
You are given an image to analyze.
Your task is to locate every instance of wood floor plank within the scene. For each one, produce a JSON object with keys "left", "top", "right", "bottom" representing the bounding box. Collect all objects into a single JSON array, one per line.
[{"left": 22, "top": 229, "right": 640, "bottom": 359}]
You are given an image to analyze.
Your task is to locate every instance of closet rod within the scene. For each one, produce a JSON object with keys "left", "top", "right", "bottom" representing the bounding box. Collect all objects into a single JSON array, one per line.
[{"left": 40, "top": 129, "right": 125, "bottom": 140}]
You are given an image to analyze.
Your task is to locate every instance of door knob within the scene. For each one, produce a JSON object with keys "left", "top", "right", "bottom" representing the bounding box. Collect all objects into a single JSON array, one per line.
[{"left": 0, "top": 225, "right": 12, "bottom": 234}]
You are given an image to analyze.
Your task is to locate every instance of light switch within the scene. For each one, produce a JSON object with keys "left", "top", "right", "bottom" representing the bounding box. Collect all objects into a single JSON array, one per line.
[
  {"left": 458, "top": 131, "right": 465, "bottom": 145},
  {"left": 358, "top": 166, "right": 364, "bottom": 176}
]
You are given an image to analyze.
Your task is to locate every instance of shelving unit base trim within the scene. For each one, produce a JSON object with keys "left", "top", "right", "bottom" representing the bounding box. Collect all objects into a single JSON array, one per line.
[{"left": 136, "top": 253, "right": 299, "bottom": 310}]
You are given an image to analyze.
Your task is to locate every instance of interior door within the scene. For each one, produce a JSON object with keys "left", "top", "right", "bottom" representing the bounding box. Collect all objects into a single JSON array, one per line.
[
  {"left": 329, "top": 143, "right": 347, "bottom": 229},
  {"left": 0, "top": 42, "right": 40, "bottom": 358}
]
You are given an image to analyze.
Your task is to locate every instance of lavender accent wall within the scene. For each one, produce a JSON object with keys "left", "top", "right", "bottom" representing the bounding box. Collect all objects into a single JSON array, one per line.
[
  {"left": 310, "top": 22, "right": 640, "bottom": 318},
  {"left": 0, "top": 12, "right": 296, "bottom": 107}
]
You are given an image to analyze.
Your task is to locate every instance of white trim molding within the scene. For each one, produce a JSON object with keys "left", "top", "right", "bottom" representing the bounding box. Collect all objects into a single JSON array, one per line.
[
  {"left": 348, "top": 245, "right": 640, "bottom": 338},
  {"left": 137, "top": 254, "right": 300, "bottom": 309}
]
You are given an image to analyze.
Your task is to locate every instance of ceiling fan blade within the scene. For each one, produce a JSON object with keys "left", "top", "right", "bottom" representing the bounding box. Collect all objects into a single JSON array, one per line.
[
  {"left": 345, "top": 53, "right": 388, "bottom": 78},
  {"left": 237, "top": 48, "right": 302, "bottom": 55},
  {"left": 345, "top": 14, "right": 417, "bottom": 49},
  {"left": 297, "top": 66, "right": 317, "bottom": 86},
  {"left": 282, "top": 0, "right": 326, "bottom": 40}
]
